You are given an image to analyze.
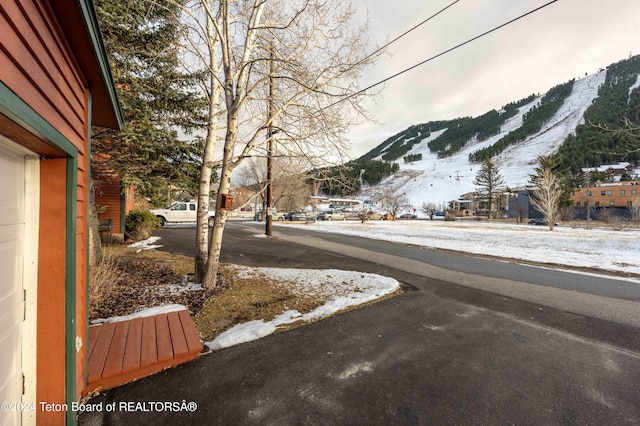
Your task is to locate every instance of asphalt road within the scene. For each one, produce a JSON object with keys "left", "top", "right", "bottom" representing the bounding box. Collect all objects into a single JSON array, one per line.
[{"left": 80, "top": 220, "right": 640, "bottom": 425}]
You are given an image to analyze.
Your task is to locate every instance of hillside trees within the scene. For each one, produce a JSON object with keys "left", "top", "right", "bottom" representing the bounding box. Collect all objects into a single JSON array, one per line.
[
  {"left": 184, "top": 0, "right": 382, "bottom": 288},
  {"left": 473, "top": 157, "right": 505, "bottom": 218},
  {"left": 359, "top": 121, "right": 451, "bottom": 162},
  {"left": 553, "top": 55, "right": 640, "bottom": 173},
  {"left": 469, "top": 80, "right": 575, "bottom": 163},
  {"left": 427, "top": 94, "right": 537, "bottom": 159},
  {"left": 93, "top": 0, "right": 206, "bottom": 204},
  {"left": 312, "top": 159, "right": 399, "bottom": 197}
]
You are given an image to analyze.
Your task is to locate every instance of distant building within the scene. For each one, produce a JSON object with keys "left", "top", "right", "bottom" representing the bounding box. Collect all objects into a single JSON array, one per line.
[
  {"left": 580, "top": 162, "right": 634, "bottom": 180},
  {"left": 570, "top": 181, "right": 639, "bottom": 215},
  {"left": 448, "top": 191, "right": 509, "bottom": 218},
  {"left": 506, "top": 188, "right": 550, "bottom": 220}
]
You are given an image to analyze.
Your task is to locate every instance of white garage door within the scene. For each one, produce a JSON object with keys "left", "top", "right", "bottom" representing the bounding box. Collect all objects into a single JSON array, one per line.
[{"left": 0, "top": 136, "right": 37, "bottom": 425}]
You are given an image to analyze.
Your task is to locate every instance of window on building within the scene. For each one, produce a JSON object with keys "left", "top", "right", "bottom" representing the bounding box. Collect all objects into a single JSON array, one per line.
[
  {"left": 632, "top": 189, "right": 637, "bottom": 195},
  {"left": 588, "top": 191, "right": 592, "bottom": 196},
  {"left": 600, "top": 191, "right": 606, "bottom": 196},
  {"left": 621, "top": 190, "right": 626, "bottom": 195},
  {"left": 595, "top": 201, "right": 600, "bottom": 207},
  {"left": 607, "top": 190, "right": 613, "bottom": 196},
  {"left": 576, "top": 202, "right": 581, "bottom": 207},
  {"left": 610, "top": 201, "right": 615, "bottom": 206}
]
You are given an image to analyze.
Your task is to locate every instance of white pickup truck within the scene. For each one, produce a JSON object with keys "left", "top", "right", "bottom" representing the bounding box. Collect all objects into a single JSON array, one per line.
[{"left": 150, "top": 202, "right": 215, "bottom": 227}]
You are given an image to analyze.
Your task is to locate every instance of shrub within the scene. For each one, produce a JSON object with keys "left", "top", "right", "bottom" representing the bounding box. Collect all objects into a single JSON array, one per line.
[{"left": 125, "top": 209, "right": 161, "bottom": 241}]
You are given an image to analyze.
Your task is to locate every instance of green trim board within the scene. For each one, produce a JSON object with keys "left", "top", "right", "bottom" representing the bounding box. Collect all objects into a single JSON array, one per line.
[
  {"left": 65, "top": 157, "right": 78, "bottom": 426},
  {"left": 74, "top": 0, "right": 123, "bottom": 128},
  {"left": 0, "top": 83, "right": 78, "bottom": 157}
]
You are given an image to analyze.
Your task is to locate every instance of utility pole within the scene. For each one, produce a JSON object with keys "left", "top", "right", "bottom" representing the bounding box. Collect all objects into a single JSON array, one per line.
[
  {"left": 585, "top": 169, "right": 592, "bottom": 230},
  {"left": 265, "top": 45, "right": 274, "bottom": 236}
]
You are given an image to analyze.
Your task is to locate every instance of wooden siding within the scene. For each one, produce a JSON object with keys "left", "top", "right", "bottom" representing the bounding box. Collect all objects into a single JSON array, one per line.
[
  {"left": 95, "top": 173, "right": 125, "bottom": 234},
  {"left": 1, "top": 0, "right": 93, "bottom": 422},
  {"left": 0, "top": 0, "right": 87, "bottom": 146}
]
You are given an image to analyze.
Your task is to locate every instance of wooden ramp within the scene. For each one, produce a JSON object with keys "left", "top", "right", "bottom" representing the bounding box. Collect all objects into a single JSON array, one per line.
[{"left": 83, "top": 310, "right": 203, "bottom": 395}]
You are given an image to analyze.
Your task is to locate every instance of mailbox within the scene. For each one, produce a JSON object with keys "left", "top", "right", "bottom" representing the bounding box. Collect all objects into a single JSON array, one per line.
[{"left": 220, "top": 193, "right": 233, "bottom": 210}]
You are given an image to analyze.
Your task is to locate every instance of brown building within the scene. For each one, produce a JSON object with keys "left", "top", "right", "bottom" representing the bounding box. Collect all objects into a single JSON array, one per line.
[{"left": 570, "top": 181, "right": 640, "bottom": 209}]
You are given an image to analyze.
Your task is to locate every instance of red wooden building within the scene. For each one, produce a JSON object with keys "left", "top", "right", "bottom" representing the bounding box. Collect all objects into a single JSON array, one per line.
[{"left": 0, "top": 0, "right": 122, "bottom": 423}]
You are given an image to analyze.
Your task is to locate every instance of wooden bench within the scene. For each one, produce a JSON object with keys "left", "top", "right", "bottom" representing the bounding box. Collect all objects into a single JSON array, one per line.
[{"left": 83, "top": 310, "right": 203, "bottom": 395}]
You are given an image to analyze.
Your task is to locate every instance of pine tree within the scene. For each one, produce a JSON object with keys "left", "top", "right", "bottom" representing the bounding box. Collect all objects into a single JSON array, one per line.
[
  {"left": 93, "top": 0, "right": 206, "bottom": 204},
  {"left": 473, "top": 158, "right": 505, "bottom": 218}
]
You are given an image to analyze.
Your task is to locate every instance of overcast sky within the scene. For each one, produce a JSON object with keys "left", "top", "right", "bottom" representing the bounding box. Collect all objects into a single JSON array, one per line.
[{"left": 346, "top": 0, "right": 640, "bottom": 158}]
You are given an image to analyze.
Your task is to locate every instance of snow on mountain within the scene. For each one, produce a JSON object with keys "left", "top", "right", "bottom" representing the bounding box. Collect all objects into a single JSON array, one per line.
[{"left": 359, "top": 70, "right": 607, "bottom": 209}]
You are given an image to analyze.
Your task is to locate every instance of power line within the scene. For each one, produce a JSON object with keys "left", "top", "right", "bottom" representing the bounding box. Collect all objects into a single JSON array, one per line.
[
  {"left": 360, "top": 0, "right": 462, "bottom": 65},
  {"left": 320, "top": 0, "right": 559, "bottom": 113}
]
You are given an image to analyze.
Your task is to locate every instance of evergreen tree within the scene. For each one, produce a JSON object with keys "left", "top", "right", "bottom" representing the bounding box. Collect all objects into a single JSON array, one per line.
[
  {"left": 473, "top": 158, "right": 505, "bottom": 218},
  {"left": 93, "top": 0, "right": 207, "bottom": 204}
]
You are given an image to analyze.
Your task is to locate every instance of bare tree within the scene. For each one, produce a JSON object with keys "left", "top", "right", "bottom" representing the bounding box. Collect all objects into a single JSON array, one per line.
[
  {"left": 376, "top": 189, "right": 411, "bottom": 220},
  {"left": 630, "top": 194, "right": 640, "bottom": 228},
  {"left": 421, "top": 202, "right": 437, "bottom": 220},
  {"left": 182, "top": 0, "right": 382, "bottom": 288},
  {"left": 238, "top": 155, "right": 312, "bottom": 216},
  {"left": 529, "top": 167, "right": 563, "bottom": 231}
]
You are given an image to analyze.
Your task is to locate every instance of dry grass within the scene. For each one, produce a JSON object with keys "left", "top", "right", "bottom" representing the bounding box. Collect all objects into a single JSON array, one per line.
[
  {"left": 194, "top": 266, "right": 324, "bottom": 342},
  {"left": 89, "top": 250, "right": 123, "bottom": 319},
  {"left": 88, "top": 246, "right": 209, "bottom": 320},
  {"left": 90, "top": 246, "right": 402, "bottom": 345}
]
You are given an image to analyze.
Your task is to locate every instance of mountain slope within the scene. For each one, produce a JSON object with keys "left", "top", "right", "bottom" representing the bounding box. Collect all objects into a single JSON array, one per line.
[
  {"left": 359, "top": 71, "right": 605, "bottom": 206},
  {"left": 356, "top": 55, "right": 640, "bottom": 208}
]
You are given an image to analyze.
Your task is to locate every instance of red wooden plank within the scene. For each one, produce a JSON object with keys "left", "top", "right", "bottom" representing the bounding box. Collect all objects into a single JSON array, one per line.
[
  {"left": 83, "top": 313, "right": 203, "bottom": 396},
  {"left": 121, "top": 318, "right": 143, "bottom": 373},
  {"left": 167, "top": 311, "right": 188, "bottom": 356},
  {"left": 140, "top": 316, "right": 157, "bottom": 367},
  {"left": 87, "top": 325, "right": 101, "bottom": 358},
  {"left": 102, "top": 321, "right": 129, "bottom": 378},
  {"left": 178, "top": 310, "right": 203, "bottom": 354},
  {"left": 156, "top": 314, "right": 174, "bottom": 362},
  {"left": 87, "top": 323, "right": 116, "bottom": 382}
]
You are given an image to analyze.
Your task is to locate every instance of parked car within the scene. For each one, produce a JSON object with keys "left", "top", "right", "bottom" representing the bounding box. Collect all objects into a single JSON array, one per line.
[
  {"left": 382, "top": 213, "right": 395, "bottom": 220},
  {"left": 359, "top": 211, "right": 383, "bottom": 220},
  {"left": 287, "top": 210, "right": 315, "bottom": 221},
  {"left": 317, "top": 210, "right": 345, "bottom": 221},
  {"left": 398, "top": 213, "right": 418, "bottom": 219},
  {"left": 149, "top": 201, "right": 215, "bottom": 227},
  {"left": 271, "top": 211, "right": 286, "bottom": 221},
  {"left": 528, "top": 218, "right": 557, "bottom": 226}
]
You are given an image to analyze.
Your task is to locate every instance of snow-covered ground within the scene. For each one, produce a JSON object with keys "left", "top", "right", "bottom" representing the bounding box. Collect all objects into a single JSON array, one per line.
[
  {"left": 285, "top": 219, "right": 640, "bottom": 277},
  {"left": 207, "top": 265, "right": 399, "bottom": 351},
  {"left": 95, "top": 237, "right": 400, "bottom": 351},
  {"left": 96, "top": 217, "right": 638, "bottom": 352}
]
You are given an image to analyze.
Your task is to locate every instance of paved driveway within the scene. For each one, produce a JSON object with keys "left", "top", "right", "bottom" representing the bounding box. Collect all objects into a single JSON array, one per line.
[{"left": 79, "top": 223, "right": 640, "bottom": 425}]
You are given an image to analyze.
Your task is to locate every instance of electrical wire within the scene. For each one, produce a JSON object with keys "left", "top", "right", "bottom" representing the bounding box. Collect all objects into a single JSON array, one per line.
[
  {"left": 358, "top": 0, "right": 462, "bottom": 67},
  {"left": 319, "top": 0, "right": 559, "bottom": 113}
]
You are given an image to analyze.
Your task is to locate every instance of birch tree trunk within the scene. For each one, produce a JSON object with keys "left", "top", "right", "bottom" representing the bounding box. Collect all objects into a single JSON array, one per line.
[
  {"left": 194, "top": 0, "right": 222, "bottom": 283},
  {"left": 185, "top": 0, "right": 382, "bottom": 288}
]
